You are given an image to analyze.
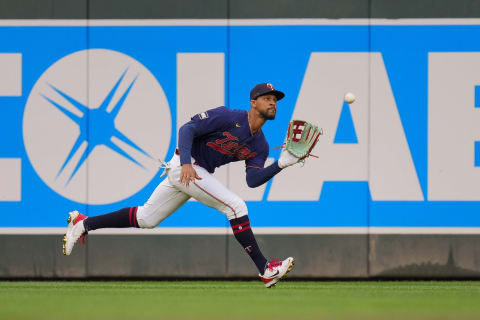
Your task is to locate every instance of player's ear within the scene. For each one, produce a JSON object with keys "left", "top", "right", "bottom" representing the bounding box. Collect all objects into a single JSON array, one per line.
[{"left": 250, "top": 99, "right": 256, "bottom": 108}]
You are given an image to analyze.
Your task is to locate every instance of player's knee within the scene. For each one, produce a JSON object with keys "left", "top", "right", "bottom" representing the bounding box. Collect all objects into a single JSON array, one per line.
[
  {"left": 136, "top": 216, "right": 156, "bottom": 229},
  {"left": 136, "top": 207, "right": 164, "bottom": 229},
  {"left": 228, "top": 199, "right": 248, "bottom": 219}
]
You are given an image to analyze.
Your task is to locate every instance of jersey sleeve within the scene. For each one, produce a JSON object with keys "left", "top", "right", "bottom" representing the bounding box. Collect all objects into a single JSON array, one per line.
[
  {"left": 178, "top": 106, "right": 232, "bottom": 165},
  {"left": 245, "top": 144, "right": 282, "bottom": 188},
  {"left": 188, "top": 106, "right": 233, "bottom": 135},
  {"left": 245, "top": 135, "right": 283, "bottom": 188},
  {"left": 245, "top": 141, "right": 269, "bottom": 169},
  {"left": 246, "top": 161, "right": 282, "bottom": 188}
]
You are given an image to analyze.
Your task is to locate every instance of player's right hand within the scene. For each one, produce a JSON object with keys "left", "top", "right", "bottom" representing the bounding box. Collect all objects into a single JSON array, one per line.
[{"left": 180, "top": 164, "right": 202, "bottom": 188}]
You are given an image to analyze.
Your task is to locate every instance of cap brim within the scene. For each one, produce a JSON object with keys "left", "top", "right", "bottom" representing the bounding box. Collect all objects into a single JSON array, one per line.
[{"left": 257, "top": 90, "right": 285, "bottom": 101}]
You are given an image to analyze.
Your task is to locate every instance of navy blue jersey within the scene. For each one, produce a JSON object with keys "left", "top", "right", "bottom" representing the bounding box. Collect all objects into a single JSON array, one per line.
[{"left": 178, "top": 106, "right": 269, "bottom": 173}]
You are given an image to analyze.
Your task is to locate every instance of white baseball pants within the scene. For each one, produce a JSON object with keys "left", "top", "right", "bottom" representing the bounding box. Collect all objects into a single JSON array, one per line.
[{"left": 136, "top": 153, "right": 248, "bottom": 228}]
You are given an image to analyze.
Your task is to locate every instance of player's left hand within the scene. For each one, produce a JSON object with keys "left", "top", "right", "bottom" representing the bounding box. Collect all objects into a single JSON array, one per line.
[
  {"left": 180, "top": 164, "right": 202, "bottom": 188},
  {"left": 278, "top": 148, "right": 300, "bottom": 168}
]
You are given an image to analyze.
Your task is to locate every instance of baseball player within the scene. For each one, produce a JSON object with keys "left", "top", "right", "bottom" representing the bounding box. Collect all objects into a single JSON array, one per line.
[{"left": 63, "top": 83, "right": 306, "bottom": 288}]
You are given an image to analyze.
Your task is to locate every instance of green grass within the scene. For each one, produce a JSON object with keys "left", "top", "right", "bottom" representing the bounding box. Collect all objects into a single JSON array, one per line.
[{"left": 1, "top": 281, "right": 480, "bottom": 320}]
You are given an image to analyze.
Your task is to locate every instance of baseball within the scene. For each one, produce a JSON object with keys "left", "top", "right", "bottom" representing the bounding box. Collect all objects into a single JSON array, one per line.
[{"left": 344, "top": 92, "right": 355, "bottom": 104}]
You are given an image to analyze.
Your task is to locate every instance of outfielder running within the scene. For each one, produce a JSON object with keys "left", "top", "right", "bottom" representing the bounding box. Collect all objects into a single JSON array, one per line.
[{"left": 63, "top": 83, "right": 320, "bottom": 288}]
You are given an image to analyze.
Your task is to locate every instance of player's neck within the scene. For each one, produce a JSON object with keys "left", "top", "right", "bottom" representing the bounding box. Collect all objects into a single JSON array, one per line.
[{"left": 248, "top": 110, "right": 266, "bottom": 135}]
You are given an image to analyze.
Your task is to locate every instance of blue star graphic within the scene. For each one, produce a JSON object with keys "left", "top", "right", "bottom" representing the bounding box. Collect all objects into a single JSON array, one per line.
[{"left": 41, "top": 68, "right": 152, "bottom": 185}]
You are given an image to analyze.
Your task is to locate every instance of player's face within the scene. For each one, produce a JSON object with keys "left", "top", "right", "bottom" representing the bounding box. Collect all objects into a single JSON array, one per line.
[{"left": 253, "top": 94, "right": 277, "bottom": 120}]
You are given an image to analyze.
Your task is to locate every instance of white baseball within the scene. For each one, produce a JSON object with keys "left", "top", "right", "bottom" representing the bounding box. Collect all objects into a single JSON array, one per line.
[{"left": 344, "top": 92, "right": 355, "bottom": 104}]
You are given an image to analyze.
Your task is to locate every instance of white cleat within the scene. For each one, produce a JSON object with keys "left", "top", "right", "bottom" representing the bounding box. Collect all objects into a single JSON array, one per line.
[
  {"left": 259, "top": 257, "right": 295, "bottom": 288},
  {"left": 62, "top": 210, "right": 87, "bottom": 256}
]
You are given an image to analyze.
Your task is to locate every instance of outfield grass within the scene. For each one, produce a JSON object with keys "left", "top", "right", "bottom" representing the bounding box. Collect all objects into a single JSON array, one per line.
[{"left": 1, "top": 281, "right": 480, "bottom": 320}]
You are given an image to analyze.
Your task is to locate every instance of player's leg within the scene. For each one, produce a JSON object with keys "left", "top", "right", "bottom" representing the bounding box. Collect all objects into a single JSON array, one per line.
[
  {"left": 135, "top": 179, "right": 191, "bottom": 228},
  {"left": 84, "top": 179, "right": 190, "bottom": 231},
  {"left": 63, "top": 177, "right": 190, "bottom": 255},
  {"left": 167, "top": 155, "right": 294, "bottom": 286}
]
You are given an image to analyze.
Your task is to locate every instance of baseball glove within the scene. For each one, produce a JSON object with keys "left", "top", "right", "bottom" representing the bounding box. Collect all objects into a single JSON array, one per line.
[{"left": 278, "top": 120, "right": 322, "bottom": 168}]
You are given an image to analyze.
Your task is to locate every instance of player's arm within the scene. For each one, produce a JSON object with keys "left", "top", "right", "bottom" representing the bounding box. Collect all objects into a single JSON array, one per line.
[
  {"left": 245, "top": 146, "right": 284, "bottom": 188},
  {"left": 245, "top": 162, "right": 283, "bottom": 188},
  {"left": 245, "top": 150, "right": 306, "bottom": 188}
]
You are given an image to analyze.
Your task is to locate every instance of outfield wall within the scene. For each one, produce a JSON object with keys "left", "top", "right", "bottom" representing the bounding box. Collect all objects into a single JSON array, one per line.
[{"left": 2, "top": 0, "right": 480, "bottom": 278}]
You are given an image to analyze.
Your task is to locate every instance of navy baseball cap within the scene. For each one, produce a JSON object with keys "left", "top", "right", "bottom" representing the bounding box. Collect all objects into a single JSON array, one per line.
[{"left": 250, "top": 83, "right": 285, "bottom": 101}]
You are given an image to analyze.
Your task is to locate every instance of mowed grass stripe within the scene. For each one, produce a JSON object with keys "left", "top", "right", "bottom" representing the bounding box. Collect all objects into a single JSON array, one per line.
[{"left": 0, "top": 281, "right": 479, "bottom": 320}]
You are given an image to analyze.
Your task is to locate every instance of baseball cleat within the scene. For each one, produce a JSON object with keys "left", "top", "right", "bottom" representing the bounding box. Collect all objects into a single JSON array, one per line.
[
  {"left": 62, "top": 210, "right": 87, "bottom": 256},
  {"left": 259, "top": 257, "right": 295, "bottom": 288}
]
